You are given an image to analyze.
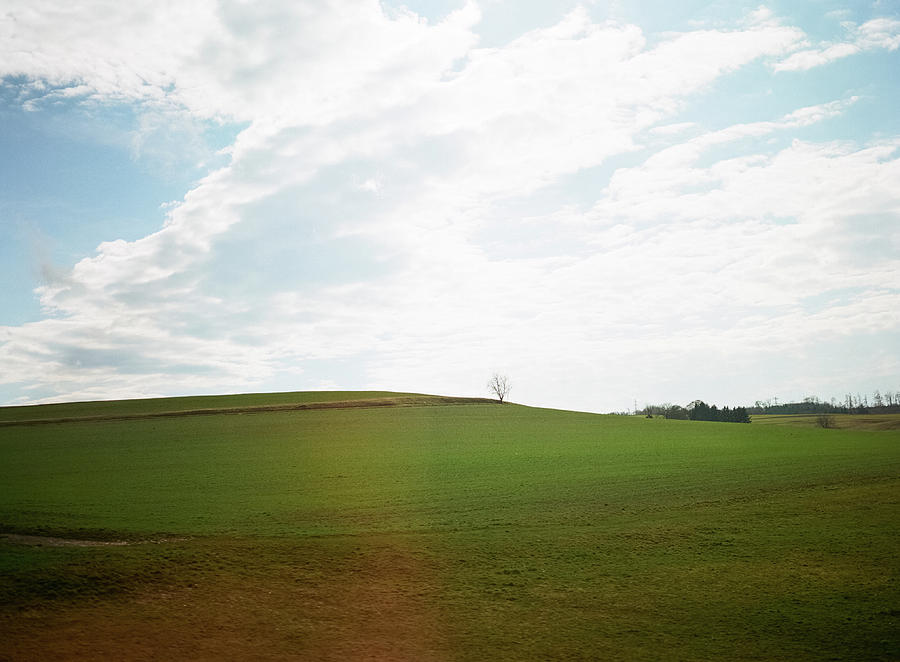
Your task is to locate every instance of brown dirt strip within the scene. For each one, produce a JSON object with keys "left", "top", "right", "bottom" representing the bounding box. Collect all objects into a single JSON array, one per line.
[
  {"left": 0, "top": 534, "right": 129, "bottom": 547},
  {"left": 0, "top": 534, "right": 188, "bottom": 547},
  {"left": 0, "top": 396, "right": 497, "bottom": 428}
]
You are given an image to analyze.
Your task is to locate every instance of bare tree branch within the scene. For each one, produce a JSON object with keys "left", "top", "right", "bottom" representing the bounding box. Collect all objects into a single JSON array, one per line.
[{"left": 487, "top": 373, "right": 510, "bottom": 404}]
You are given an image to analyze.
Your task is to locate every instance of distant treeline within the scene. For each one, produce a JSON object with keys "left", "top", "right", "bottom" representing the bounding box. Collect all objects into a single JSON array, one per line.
[
  {"left": 750, "top": 391, "right": 900, "bottom": 415},
  {"left": 687, "top": 401, "right": 750, "bottom": 423},
  {"left": 638, "top": 401, "right": 749, "bottom": 423},
  {"left": 631, "top": 390, "right": 900, "bottom": 420}
]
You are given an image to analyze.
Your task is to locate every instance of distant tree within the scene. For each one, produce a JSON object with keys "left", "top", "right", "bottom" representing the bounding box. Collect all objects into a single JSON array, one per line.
[
  {"left": 640, "top": 403, "right": 673, "bottom": 417},
  {"left": 688, "top": 400, "right": 712, "bottom": 421},
  {"left": 687, "top": 400, "right": 749, "bottom": 423},
  {"left": 487, "top": 373, "right": 511, "bottom": 404},
  {"left": 664, "top": 405, "right": 689, "bottom": 420},
  {"left": 873, "top": 390, "right": 884, "bottom": 407}
]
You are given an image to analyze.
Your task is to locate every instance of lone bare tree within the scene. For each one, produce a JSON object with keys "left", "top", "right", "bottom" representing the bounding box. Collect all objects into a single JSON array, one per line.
[{"left": 487, "top": 373, "right": 511, "bottom": 404}]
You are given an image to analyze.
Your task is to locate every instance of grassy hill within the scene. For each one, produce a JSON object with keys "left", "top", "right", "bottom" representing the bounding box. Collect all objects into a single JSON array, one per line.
[{"left": 2, "top": 392, "right": 898, "bottom": 660}]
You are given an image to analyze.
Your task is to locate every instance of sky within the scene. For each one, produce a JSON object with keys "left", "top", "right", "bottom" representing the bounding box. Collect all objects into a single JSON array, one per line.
[{"left": 1, "top": 1, "right": 899, "bottom": 413}]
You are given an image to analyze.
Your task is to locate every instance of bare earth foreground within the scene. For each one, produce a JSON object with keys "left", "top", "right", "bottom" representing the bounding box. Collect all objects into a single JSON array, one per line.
[
  {"left": 1, "top": 393, "right": 898, "bottom": 660},
  {"left": 3, "top": 536, "right": 447, "bottom": 661}
]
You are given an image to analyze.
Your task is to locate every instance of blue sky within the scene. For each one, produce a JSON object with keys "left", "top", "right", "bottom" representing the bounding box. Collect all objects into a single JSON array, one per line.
[{"left": 1, "top": 1, "right": 898, "bottom": 412}]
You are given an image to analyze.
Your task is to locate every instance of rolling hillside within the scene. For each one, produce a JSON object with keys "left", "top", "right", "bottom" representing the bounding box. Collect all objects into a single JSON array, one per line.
[{"left": 2, "top": 392, "right": 898, "bottom": 661}]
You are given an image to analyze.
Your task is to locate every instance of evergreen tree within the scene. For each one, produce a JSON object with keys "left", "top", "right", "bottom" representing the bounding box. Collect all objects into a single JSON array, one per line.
[{"left": 687, "top": 401, "right": 749, "bottom": 423}]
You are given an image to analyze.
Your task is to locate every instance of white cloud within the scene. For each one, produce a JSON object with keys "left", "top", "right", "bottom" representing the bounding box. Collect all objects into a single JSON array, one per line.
[
  {"left": 216, "top": 124, "right": 900, "bottom": 410},
  {"left": 857, "top": 17, "right": 900, "bottom": 50},
  {"left": 649, "top": 122, "right": 697, "bottom": 136},
  {"left": 359, "top": 178, "right": 382, "bottom": 194},
  {"left": 1, "top": 0, "right": 481, "bottom": 123},
  {"left": 774, "top": 17, "right": 900, "bottom": 72},
  {"left": 775, "top": 42, "right": 860, "bottom": 72}
]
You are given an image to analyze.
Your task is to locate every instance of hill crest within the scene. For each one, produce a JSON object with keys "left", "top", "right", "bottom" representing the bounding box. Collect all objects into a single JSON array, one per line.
[{"left": 0, "top": 391, "right": 498, "bottom": 427}]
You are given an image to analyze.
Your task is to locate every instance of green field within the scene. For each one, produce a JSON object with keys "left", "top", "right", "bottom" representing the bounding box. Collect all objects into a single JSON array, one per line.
[{"left": 2, "top": 393, "right": 898, "bottom": 660}]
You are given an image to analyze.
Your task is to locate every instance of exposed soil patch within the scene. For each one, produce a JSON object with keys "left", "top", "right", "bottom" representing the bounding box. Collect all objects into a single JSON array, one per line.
[{"left": 0, "top": 537, "right": 450, "bottom": 661}]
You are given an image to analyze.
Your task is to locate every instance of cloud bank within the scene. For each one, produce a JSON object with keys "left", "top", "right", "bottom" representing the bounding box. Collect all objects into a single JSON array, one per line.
[{"left": 1, "top": 2, "right": 898, "bottom": 411}]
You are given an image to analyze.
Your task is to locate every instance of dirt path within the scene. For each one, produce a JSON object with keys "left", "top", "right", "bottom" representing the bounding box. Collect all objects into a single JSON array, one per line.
[
  {"left": 0, "top": 534, "right": 188, "bottom": 547},
  {"left": 1, "top": 533, "right": 130, "bottom": 547}
]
